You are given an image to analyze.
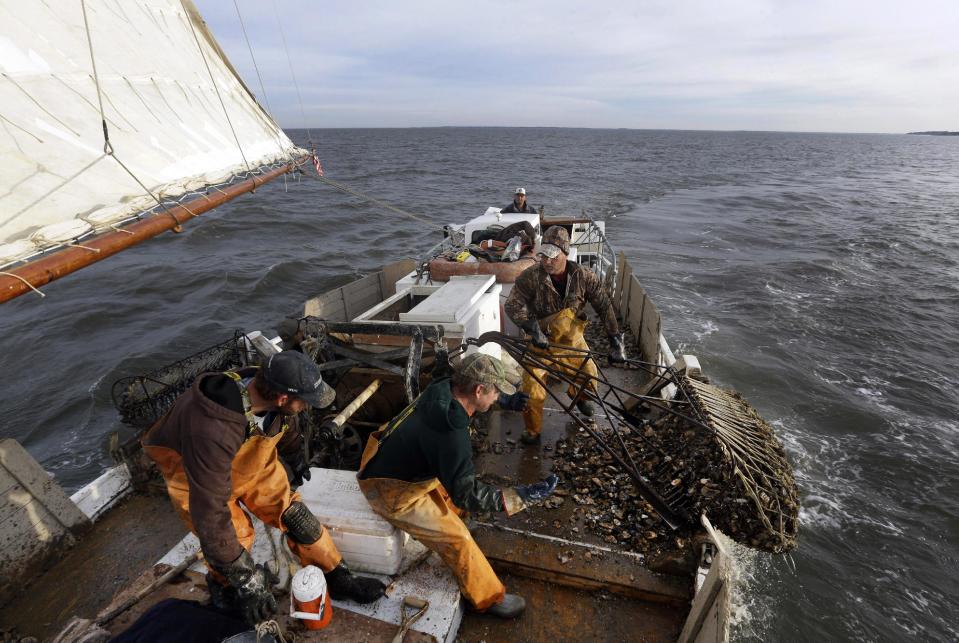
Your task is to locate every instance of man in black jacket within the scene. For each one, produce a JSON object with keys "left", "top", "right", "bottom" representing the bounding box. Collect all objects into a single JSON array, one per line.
[
  {"left": 357, "top": 353, "right": 558, "bottom": 619},
  {"left": 501, "top": 187, "right": 536, "bottom": 213}
]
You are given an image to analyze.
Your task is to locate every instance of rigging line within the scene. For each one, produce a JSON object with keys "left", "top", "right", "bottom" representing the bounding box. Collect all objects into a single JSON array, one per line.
[
  {"left": 108, "top": 153, "right": 198, "bottom": 228},
  {"left": 79, "top": 0, "right": 112, "bottom": 153},
  {"left": 81, "top": 0, "right": 194, "bottom": 229},
  {"left": 271, "top": 0, "right": 313, "bottom": 147},
  {"left": 3, "top": 154, "right": 106, "bottom": 227},
  {"left": 180, "top": 0, "right": 253, "bottom": 177},
  {"left": 232, "top": 0, "right": 294, "bottom": 163},
  {"left": 0, "top": 113, "right": 42, "bottom": 144},
  {"left": 233, "top": 0, "right": 273, "bottom": 117},
  {"left": 311, "top": 174, "right": 434, "bottom": 226},
  {"left": 2, "top": 73, "right": 82, "bottom": 139}
]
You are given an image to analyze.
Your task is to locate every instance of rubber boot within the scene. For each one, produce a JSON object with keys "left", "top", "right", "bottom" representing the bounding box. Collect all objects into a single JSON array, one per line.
[
  {"left": 575, "top": 399, "right": 595, "bottom": 417},
  {"left": 520, "top": 431, "right": 541, "bottom": 445},
  {"left": 325, "top": 563, "right": 386, "bottom": 603},
  {"left": 484, "top": 593, "right": 526, "bottom": 618},
  {"left": 522, "top": 395, "right": 544, "bottom": 443}
]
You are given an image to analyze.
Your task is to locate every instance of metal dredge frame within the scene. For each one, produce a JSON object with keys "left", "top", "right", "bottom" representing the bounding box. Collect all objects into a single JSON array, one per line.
[
  {"left": 465, "top": 331, "right": 797, "bottom": 549},
  {"left": 111, "top": 331, "right": 258, "bottom": 428}
]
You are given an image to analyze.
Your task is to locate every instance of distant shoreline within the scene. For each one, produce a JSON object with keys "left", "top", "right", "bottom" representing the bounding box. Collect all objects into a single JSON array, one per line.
[{"left": 907, "top": 131, "right": 959, "bottom": 136}]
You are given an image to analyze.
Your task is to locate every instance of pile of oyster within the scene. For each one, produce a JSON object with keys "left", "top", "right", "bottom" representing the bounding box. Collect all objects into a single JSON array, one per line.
[
  {"left": 552, "top": 392, "right": 799, "bottom": 554},
  {"left": 551, "top": 432, "right": 694, "bottom": 560},
  {"left": 643, "top": 385, "right": 800, "bottom": 553}
]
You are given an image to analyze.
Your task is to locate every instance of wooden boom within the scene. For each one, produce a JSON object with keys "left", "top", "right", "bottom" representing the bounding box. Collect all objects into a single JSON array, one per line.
[{"left": 0, "top": 157, "right": 307, "bottom": 304}]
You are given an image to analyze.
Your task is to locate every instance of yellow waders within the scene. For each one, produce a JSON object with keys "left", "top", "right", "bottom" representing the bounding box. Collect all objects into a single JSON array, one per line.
[
  {"left": 356, "top": 428, "right": 506, "bottom": 610},
  {"left": 521, "top": 308, "right": 598, "bottom": 437},
  {"left": 144, "top": 376, "right": 342, "bottom": 578}
]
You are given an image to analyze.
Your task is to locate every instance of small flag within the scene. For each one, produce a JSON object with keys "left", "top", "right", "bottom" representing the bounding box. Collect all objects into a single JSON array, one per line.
[{"left": 312, "top": 153, "right": 324, "bottom": 177}]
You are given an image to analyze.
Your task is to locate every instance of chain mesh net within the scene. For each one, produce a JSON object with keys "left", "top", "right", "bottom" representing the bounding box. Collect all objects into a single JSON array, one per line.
[
  {"left": 649, "top": 376, "right": 800, "bottom": 553},
  {"left": 111, "top": 332, "right": 257, "bottom": 428}
]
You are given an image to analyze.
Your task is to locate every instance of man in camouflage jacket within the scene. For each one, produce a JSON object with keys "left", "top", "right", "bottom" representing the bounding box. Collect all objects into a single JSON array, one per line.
[{"left": 504, "top": 226, "right": 627, "bottom": 443}]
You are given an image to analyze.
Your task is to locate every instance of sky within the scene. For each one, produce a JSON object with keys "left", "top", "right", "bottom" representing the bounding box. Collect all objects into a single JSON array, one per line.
[{"left": 194, "top": 0, "right": 959, "bottom": 133}]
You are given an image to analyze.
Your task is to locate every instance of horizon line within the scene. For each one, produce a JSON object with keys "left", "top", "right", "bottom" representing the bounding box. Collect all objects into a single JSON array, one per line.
[{"left": 277, "top": 125, "right": 947, "bottom": 136}]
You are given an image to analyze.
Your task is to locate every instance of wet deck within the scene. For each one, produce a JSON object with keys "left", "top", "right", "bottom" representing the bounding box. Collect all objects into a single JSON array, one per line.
[
  {"left": 0, "top": 492, "right": 186, "bottom": 641},
  {"left": 457, "top": 364, "right": 692, "bottom": 642},
  {"left": 2, "top": 367, "right": 693, "bottom": 642}
]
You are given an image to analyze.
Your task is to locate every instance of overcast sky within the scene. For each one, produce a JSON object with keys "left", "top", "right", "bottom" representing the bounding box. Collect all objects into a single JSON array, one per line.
[{"left": 195, "top": 0, "right": 958, "bottom": 133}]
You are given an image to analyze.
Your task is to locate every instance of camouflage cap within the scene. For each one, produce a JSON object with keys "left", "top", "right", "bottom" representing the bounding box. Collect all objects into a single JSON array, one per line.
[
  {"left": 537, "top": 225, "right": 570, "bottom": 257},
  {"left": 457, "top": 352, "right": 516, "bottom": 394}
]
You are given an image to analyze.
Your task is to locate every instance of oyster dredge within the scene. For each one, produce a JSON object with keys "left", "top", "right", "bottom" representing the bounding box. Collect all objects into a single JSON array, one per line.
[{"left": 0, "top": 2, "right": 799, "bottom": 641}]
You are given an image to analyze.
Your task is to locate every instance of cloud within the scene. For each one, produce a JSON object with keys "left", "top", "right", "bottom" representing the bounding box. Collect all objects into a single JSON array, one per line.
[{"left": 196, "top": 0, "right": 959, "bottom": 132}]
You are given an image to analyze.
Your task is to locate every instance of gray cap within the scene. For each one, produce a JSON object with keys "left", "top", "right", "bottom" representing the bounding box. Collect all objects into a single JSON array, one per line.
[
  {"left": 457, "top": 352, "right": 516, "bottom": 394},
  {"left": 515, "top": 187, "right": 526, "bottom": 195}
]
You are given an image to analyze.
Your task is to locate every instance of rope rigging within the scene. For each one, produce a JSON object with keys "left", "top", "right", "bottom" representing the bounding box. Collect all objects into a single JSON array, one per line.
[
  {"left": 272, "top": 0, "right": 314, "bottom": 149},
  {"left": 80, "top": 0, "right": 198, "bottom": 231},
  {"left": 233, "top": 0, "right": 299, "bottom": 165},
  {"left": 181, "top": 0, "right": 253, "bottom": 178},
  {"left": 261, "top": 2, "right": 434, "bottom": 229},
  {"left": 309, "top": 174, "right": 437, "bottom": 226}
]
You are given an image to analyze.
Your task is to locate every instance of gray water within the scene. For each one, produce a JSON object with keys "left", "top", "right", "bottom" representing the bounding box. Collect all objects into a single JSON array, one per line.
[{"left": 2, "top": 128, "right": 957, "bottom": 641}]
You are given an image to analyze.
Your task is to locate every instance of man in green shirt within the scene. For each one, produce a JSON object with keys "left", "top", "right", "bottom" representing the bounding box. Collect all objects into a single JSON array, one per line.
[{"left": 357, "top": 353, "right": 558, "bottom": 619}]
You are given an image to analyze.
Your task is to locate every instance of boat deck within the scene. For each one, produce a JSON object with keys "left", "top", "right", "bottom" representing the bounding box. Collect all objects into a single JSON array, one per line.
[
  {"left": 3, "top": 364, "right": 692, "bottom": 642},
  {"left": 0, "top": 491, "right": 187, "bottom": 641},
  {"left": 459, "top": 365, "right": 690, "bottom": 642}
]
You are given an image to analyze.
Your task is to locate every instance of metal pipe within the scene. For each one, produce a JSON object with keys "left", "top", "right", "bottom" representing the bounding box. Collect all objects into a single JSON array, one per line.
[
  {"left": 0, "top": 157, "right": 307, "bottom": 303},
  {"left": 331, "top": 378, "right": 381, "bottom": 427}
]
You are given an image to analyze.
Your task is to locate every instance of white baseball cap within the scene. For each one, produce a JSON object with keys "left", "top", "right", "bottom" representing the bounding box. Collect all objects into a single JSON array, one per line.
[{"left": 515, "top": 187, "right": 526, "bottom": 195}]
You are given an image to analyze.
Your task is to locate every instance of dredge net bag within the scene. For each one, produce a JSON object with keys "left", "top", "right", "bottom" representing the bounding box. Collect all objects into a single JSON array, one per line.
[
  {"left": 112, "top": 333, "right": 257, "bottom": 428},
  {"left": 649, "top": 376, "right": 800, "bottom": 553}
]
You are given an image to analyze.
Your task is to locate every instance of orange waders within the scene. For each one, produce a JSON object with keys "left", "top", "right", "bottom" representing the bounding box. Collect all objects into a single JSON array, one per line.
[
  {"left": 356, "top": 429, "right": 506, "bottom": 610},
  {"left": 521, "top": 308, "right": 598, "bottom": 438},
  {"left": 144, "top": 428, "right": 341, "bottom": 577}
]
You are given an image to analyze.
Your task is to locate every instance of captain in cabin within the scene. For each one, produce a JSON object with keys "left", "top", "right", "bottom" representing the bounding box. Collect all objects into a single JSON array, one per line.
[{"left": 501, "top": 187, "right": 537, "bottom": 213}]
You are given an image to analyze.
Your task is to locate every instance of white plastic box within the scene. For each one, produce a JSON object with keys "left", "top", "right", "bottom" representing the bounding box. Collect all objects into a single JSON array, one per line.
[
  {"left": 353, "top": 275, "right": 503, "bottom": 360},
  {"left": 298, "top": 468, "right": 407, "bottom": 575}
]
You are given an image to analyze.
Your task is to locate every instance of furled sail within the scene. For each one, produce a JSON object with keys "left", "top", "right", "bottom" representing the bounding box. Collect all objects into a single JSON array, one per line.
[{"left": 0, "top": 0, "right": 307, "bottom": 299}]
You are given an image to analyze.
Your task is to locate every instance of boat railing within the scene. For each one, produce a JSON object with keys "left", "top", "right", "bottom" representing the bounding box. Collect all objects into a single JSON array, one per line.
[
  {"left": 414, "top": 225, "right": 463, "bottom": 283},
  {"left": 571, "top": 214, "right": 619, "bottom": 301}
]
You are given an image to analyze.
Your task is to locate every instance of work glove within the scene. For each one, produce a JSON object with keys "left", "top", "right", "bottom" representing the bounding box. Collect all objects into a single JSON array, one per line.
[
  {"left": 498, "top": 391, "right": 530, "bottom": 412},
  {"left": 212, "top": 550, "right": 277, "bottom": 626},
  {"left": 521, "top": 320, "right": 549, "bottom": 349},
  {"left": 608, "top": 333, "right": 627, "bottom": 364},
  {"left": 514, "top": 473, "right": 560, "bottom": 504},
  {"left": 287, "top": 449, "right": 312, "bottom": 487},
  {"left": 326, "top": 562, "right": 387, "bottom": 604},
  {"left": 317, "top": 418, "right": 342, "bottom": 442}
]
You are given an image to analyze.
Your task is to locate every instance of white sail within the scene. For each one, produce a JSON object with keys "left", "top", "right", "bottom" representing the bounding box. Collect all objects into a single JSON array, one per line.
[{"left": 0, "top": 0, "right": 306, "bottom": 266}]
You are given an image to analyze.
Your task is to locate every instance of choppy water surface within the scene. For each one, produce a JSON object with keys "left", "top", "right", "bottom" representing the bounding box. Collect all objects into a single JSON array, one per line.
[{"left": 2, "top": 128, "right": 957, "bottom": 641}]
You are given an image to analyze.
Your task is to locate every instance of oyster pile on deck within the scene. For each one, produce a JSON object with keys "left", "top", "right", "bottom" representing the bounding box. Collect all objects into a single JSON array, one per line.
[
  {"left": 551, "top": 434, "right": 693, "bottom": 560},
  {"left": 552, "top": 379, "right": 800, "bottom": 554}
]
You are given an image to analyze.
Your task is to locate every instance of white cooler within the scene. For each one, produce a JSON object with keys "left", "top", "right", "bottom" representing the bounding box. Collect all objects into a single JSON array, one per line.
[{"left": 298, "top": 467, "right": 407, "bottom": 575}]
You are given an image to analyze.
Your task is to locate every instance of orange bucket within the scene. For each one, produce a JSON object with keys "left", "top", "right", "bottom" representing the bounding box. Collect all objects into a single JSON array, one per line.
[{"left": 290, "top": 565, "right": 333, "bottom": 630}]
